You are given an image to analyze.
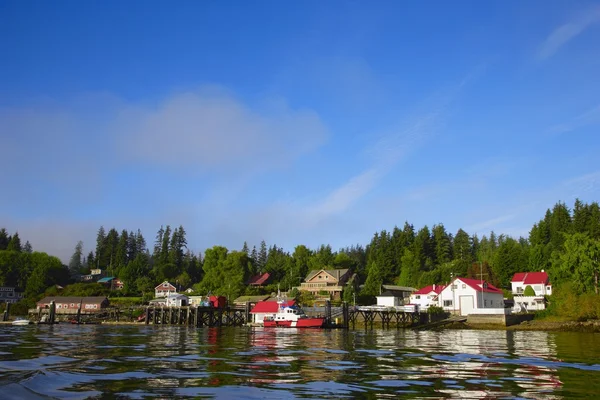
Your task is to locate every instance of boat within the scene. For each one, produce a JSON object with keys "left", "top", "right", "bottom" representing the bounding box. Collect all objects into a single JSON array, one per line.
[
  {"left": 11, "top": 318, "right": 31, "bottom": 326},
  {"left": 263, "top": 293, "right": 324, "bottom": 328}
]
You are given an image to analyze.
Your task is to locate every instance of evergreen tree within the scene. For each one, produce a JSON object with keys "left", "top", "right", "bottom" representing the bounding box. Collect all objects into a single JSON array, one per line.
[
  {"left": 23, "top": 241, "right": 33, "bottom": 253},
  {"left": 154, "top": 226, "right": 165, "bottom": 257},
  {"left": 242, "top": 241, "right": 249, "bottom": 255},
  {"left": 95, "top": 226, "right": 106, "bottom": 268},
  {"left": 7, "top": 232, "right": 21, "bottom": 252},
  {"left": 69, "top": 241, "right": 84, "bottom": 275},
  {"left": 0, "top": 228, "right": 9, "bottom": 250},
  {"left": 257, "top": 240, "right": 267, "bottom": 273},
  {"left": 432, "top": 224, "right": 452, "bottom": 265},
  {"left": 250, "top": 245, "right": 258, "bottom": 267},
  {"left": 115, "top": 230, "right": 129, "bottom": 272}
]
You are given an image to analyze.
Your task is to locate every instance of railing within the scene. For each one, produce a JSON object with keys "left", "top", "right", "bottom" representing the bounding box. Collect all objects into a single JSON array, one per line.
[{"left": 355, "top": 305, "right": 417, "bottom": 313}]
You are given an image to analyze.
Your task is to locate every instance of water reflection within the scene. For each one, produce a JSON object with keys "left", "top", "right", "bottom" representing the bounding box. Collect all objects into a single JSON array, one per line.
[{"left": 0, "top": 324, "right": 599, "bottom": 398}]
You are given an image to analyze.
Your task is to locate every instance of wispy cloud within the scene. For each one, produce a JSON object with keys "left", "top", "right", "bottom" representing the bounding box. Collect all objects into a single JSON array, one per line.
[
  {"left": 466, "top": 214, "right": 517, "bottom": 234},
  {"left": 565, "top": 170, "right": 600, "bottom": 195},
  {"left": 548, "top": 104, "right": 600, "bottom": 135},
  {"left": 116, "top": 87, "right": 328, "bottom": 171},
  {"left": 536, "top": 6, "right": 600, "bottom": 60}
]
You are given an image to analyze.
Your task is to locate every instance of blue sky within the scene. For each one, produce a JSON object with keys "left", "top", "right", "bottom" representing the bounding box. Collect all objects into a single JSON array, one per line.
[{"left": 1, "top": 1, "right": 600, "bottom": 262}]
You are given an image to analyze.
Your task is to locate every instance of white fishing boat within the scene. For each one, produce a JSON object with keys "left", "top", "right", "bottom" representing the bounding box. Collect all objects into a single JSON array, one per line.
[{"left": 11, "top": 318, "right": 31, "bottom": 326}]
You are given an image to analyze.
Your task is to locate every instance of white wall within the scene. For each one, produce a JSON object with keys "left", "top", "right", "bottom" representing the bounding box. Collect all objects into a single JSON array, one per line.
[
  {"left": 511, "top": 282, "right": 552, "bottom": 296},
  {"left": 376, "top": 296, "right": 401, "bottom": 307},
  {"left": 409, "top": 293, "right": 438, "bottom": 311},
  {"left": 438, "top": 279, "right": 505, "bottom": 316},
  {"left": 513, "top": 296, "right": 546, "bottom": 312}
]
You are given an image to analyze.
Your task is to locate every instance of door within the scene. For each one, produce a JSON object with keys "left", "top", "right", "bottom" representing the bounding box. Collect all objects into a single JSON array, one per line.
[{"left": 459, "top": 295, "right": 474, "bottom": 316}]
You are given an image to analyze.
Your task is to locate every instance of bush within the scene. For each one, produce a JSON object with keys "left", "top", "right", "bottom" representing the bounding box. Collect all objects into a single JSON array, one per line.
[
  {"left": 427, "top": 306, "right": 444, "bottom": 315},
  {"left": 523, "top": 285, "right": 536, "bottom": 296}
]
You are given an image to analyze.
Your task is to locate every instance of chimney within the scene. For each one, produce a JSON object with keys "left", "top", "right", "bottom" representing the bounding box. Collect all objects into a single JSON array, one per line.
[{"left": 433, "top": 284, "right": 436, "bottom": 291}]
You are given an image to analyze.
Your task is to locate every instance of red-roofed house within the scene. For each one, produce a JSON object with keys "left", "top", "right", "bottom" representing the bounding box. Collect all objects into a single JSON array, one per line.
[
  {"left": 250, "top": 299, "right": 295, "bottom": 324},
  {"left": 511, "top": 271, "right": 551, "bottom": 312},
  {"left": 438, "top": 277, "right": 506, "bottom": 316},
  {"left": 247, "top": 273, "right": 271, "bottom": 287},
  {"left": 409, "top": 284, "right": 446, "bottom": 311}
]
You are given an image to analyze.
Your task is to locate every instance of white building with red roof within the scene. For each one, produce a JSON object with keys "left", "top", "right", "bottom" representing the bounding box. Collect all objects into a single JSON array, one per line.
[
  {"left": 250, "top": 299, "right": 296, "bottom": 324},
  {"left": 438, "top": 277, "right": 507, "bottom": 316},
  {"left": 511, "top": 271, "right": 551, "bottom": 312},
  {"left": 409, "top": 284, "right": 446, "bottom": 311}
]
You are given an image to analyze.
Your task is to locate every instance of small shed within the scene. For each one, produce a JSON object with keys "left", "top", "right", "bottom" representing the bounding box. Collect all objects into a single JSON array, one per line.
[
  {"left": 208, "top": 295, "right": 227, "bottom": 308},
  {"left": 166, "top": 293, "right": 189, "bottom": 307}
]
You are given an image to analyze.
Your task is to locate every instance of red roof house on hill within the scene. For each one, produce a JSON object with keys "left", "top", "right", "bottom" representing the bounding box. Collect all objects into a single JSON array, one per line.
[
  {"left": 511, "top": 271, "right": 552, "bottom": 296},
  {"left": 247, "top": 273, "right": 271, "bottom": 287}
]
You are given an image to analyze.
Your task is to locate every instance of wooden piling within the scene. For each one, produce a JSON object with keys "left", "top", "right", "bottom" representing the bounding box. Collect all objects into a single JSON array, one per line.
[
  {"left": 2, "top": 303, "right": 11, "bottom": 321},
  {"left": 49, "top": 301, "right": 56, "bottom": 324}
]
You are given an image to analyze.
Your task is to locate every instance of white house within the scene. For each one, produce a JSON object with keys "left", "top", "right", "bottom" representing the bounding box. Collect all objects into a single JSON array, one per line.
[
  {"left": 409, "top": 284, "right": 446, "bottom": 311},
  {"left": 166, "top": 293, "right": 189, "bottom": 307},
  {"left": 511, "top": 271, "right": 551, "bottom": 312},
  {"left": 438, "top": 277, "right": 506, "bottom": 316},
  {"left": 155, "top": 281, "right": 177, "bottom": 298}
]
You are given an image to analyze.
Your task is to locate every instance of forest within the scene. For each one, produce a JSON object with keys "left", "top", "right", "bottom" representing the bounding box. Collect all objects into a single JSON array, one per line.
[{"left": 1, "top": 199, "right": 599, "bottom": 318}]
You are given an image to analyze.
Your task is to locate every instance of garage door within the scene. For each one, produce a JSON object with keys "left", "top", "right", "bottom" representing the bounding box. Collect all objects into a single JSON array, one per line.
[{"left": 459, "top": 295, "right": 474, "bottom": 316}]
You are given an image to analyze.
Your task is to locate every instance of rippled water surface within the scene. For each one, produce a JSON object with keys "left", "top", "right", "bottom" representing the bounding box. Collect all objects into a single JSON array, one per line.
[{"left": 0, "top": 324, "right": 599, "bottom": 399}]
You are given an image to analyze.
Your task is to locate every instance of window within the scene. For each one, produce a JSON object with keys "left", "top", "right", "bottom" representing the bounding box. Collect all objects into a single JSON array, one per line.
[
  {"left": 546, "top": 286, "right": 551, "bottom": 291},
  {"left": 451, "top": 284, "right": 457, "bottom": 290},
  {"left": 443, "top": 300, "right": 453, "bottom": 307},
  {"left": 70, "top": 303, "right": 75, "bottom": 307},
  {"left": 415, "top": 295, "right": 421, "bottom": 299},
  {"left": 462, "top": 284, "right": 466, "bottom": 289}
]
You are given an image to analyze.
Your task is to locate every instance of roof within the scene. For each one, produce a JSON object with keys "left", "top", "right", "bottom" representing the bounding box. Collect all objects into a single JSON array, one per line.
[
  {"left": 233, "top": 295, "right": 271, "bottom": 303},
  {"left": 378, "top": 290, "right": 401, "bottom": 297},
  {"left": 247, "top": 272, "right": 271, "bottom": 286},
  {"left": 250, "top": 300, "right": 296, "bottom": 313},
  {"left": 166, "top": 293, "right": 188, "bottom": 299},
  {"left": 305, "top": 269, "right": 349, "bottom": 281},
  {"left": 155, "top": 281, "right": 176, "bottom": 290},
  {"left": 511, "top": 271, "right": 550, "bottom": 285},
  {"left": 455, "top": 277, "right": 503, "bottom": 294},
  {"left": 37, "top": 296, "right": 108, "bottom": 304},
  {"left": 412, "top": 284, "right": 446, "bottom": 295},
  {"left": 382, "top": 285, "right": 416, "bottom": 292},
  {"left": 97, "top": 277, "right": 115, "bottom": 283}
]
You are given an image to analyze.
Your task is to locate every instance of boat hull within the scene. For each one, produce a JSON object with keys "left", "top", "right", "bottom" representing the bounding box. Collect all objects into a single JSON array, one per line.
[
  {"left": 11, "top": 320, "right": 30, "bottom": 326},
  {"left": 263, "top": 318, "right": 324, "bottom": 328}
]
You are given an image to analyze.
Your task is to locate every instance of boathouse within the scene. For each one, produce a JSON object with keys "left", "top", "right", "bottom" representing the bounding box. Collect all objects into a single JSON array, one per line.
[
  {"left": 250, "top": 300, "right": 295, "bottom": 324},
  {"left": 36, "top": 296, "right": 109, "bottom": 313},
  {"left": 438, "top": 277, "right": 505, "bottom": 316}
]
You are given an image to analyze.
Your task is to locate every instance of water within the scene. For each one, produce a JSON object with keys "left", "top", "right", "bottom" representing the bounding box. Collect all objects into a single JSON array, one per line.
[{"left": 0, "top": 325, "right": 599, "bottom": 399}]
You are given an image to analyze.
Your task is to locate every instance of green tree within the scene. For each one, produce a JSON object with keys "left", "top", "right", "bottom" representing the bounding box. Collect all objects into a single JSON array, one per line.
[
  {"left": 523, "top": 285, "right": 535, "bottom": 296},
  {"left": 552, "top": 233, "right": 600, "bottom": 295},
  {"left": 25, "top": 252, "right": 69, "bottom": 298},
  {"left": 7, "top": 232, "right": 21, "bottom": 252},
  {"left": 257, "top": 240, "right": 267, "bottom": 273},
  {"left": 68, "top": 241, "right": 84, "bottom": 275},
  {"left": 0, "top": 229, "right": 9, "bottom": 250},
  {"left": 23, "top": 241, "right": 33, "bottom": 254}
]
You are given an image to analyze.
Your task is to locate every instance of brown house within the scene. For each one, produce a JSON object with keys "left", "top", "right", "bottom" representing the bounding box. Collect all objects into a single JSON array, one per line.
[
  {"left": 36, "top": 296, "right": 109, "bottom": 313},
  {"left": 296, "top": 269, "right": 353, "bottom": 300}
]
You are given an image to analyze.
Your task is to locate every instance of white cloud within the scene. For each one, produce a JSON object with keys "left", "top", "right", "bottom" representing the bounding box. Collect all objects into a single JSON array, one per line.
[
  {"left": 537, "top": 6, "right": 600, "bottom": 60},
  {"left": 115, "top": 88, "right": 328, "bottom": 171}
]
